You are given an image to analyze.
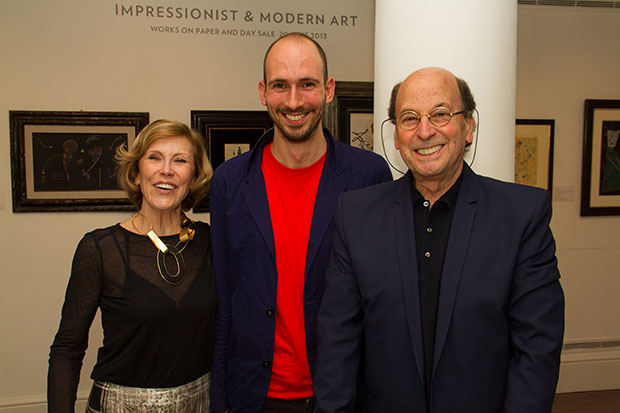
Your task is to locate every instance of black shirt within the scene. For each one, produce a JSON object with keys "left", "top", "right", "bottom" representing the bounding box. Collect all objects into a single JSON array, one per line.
[
  {"left": 48, "top": 222, "right": 216, "bottom": 412},
  {"left": 410, "top": 168, "right": 466, "bottom": 409}
]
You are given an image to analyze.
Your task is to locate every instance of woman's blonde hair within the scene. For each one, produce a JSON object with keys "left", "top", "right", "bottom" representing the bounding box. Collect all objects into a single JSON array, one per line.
[{"left": 115, "top": 119, "right": 212, "bottom": 211}]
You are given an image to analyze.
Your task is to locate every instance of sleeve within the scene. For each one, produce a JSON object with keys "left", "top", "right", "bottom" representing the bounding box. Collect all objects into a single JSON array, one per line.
[
  {"left": 314, "top": 196, "right": 363, "bottom": 413},
  {"left": 504, "top": 190, "right": 565, "bottom": 412},
  {"left": 209, "top": 170, "right": 232, "bottom": 412},
  {"left": 373, "top": 155, "right": 393, "bottom": 185},
  {"left": 47, "top": 234, "right": 102, "bottom": 413},
  {"left": 362, "top": 151, "right": 393, "bottom": 187}
]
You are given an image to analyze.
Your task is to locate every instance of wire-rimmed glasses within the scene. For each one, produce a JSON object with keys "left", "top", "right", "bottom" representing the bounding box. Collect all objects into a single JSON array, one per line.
[{"left": 397, "top": 107, "right": 466, "bottom": 130}]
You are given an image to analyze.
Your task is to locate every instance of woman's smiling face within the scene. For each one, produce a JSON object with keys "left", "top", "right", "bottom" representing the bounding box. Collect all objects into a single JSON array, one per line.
[{"left": 135, "top": 135, "right": 195, "bottom": 215}]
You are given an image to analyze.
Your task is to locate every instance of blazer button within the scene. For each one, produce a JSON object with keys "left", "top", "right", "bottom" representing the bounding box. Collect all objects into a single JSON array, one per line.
[
  {"left": 262, "top": 360, "right": 271, "bottom": 368},
  {"left": 265, "top": 308, "right": 275, "bottom": 317}
]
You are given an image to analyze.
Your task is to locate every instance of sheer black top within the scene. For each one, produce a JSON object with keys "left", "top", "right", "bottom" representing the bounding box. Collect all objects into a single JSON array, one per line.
[{"left": 48, "top": 222, "right": 216, "bottom": 412}]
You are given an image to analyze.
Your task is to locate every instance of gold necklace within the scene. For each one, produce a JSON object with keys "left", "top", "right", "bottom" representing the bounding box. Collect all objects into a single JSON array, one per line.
[{"left": 131, "top": 212, "right": 195, "bottom": 285}]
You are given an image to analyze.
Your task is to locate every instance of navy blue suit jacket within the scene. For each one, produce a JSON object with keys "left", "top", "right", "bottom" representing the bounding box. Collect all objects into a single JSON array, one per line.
[
  {"left": 209, "top": 128, "right": 392, "bottom": 412},
  {"left": 315, "top": 165, "right": 564, "bottom": 413}
]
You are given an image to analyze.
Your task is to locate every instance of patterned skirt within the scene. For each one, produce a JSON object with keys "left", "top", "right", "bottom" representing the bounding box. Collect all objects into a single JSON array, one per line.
[{"left": 86, "top": 372, "right": 210, "bottom": 413}]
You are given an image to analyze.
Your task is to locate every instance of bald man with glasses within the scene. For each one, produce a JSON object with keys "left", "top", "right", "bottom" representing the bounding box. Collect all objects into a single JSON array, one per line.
[{"left": 314, "top": 67, "right": 565, "bottom": 413}]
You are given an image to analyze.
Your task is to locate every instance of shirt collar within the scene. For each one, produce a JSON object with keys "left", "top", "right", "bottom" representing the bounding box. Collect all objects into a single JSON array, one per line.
[{"left": 408, "top": 162, "right": 468, "bottom": 212}]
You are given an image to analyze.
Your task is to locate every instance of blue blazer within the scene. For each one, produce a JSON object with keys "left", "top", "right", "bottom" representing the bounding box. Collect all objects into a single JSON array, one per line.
[
  {"left": 209, "top": 128, "right": 392, "bottom": 412},
  {"left": 314, "top": 165, "right": 565, "bottom": 413}
]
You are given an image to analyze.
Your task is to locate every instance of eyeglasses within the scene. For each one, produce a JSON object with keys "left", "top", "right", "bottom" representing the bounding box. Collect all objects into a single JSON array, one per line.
[{"left": 396, "top": 107, "right": 467, "bottom": 130}]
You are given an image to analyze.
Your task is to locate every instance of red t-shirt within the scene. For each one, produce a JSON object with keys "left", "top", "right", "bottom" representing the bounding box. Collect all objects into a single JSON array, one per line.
[{"left": 262, "top": 143, "right": 326, "bottom": 399}]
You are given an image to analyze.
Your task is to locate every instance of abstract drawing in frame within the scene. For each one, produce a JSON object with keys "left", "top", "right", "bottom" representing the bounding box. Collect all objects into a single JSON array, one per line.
[
  {"left": 325, "top": 81, "right": 374, "bottom": 150},
  {"left": 515, "top": 119, "right": 554, "bottom": 193},
  {"left": 10, "top": 110, "right": 149, "bottom": 212},
  {"left": 581, "top": 99, "right": 620, "bottom": 216},
  {"left": 190, "top": 110, "right": 272, "bottom": 212}
]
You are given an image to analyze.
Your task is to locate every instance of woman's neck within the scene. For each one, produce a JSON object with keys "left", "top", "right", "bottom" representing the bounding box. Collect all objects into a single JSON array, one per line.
[{"left": 133, "top": 208, "right": 182, "bottom": 236}]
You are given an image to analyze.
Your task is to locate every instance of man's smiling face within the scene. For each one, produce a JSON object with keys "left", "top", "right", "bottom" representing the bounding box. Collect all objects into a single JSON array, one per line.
[
  {"left": 394, "top": 67, "right": 473, "bottom": 184},
  {"left": 259, "top": 36, "right": 334, "bottom": 144}
]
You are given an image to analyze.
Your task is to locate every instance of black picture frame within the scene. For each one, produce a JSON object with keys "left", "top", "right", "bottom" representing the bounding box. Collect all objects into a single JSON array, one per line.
[
  {"left": 191, "top": 110, "right": 273, "bottom": 212},
  {"left": 10, "top": 110, "right": 149, "bottom": 212},
  {"left": 581, "top": 99, "right": 620, "bottom": 216},
  {"left": 325, "top": 81, "right": 374, "bottom": 150},
  {"left": 515, "top": 119, "right": 555, "bottom": 193}
]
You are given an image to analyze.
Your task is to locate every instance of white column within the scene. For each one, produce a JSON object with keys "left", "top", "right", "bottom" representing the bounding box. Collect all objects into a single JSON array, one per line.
[{"left": 374, "top": 0, "right": 517, "bottom": 181}]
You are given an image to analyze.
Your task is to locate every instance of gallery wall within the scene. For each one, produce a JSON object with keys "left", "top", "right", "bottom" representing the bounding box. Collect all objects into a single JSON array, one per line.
[
  {"left": 0, "top": 1, "right": 375, "bottom": 411},
  {"left": 0, "top": 1, "right": 619, "bottom": 411},
  {"left": 516, "top": 5, "right": 620, "bottom": 392}
]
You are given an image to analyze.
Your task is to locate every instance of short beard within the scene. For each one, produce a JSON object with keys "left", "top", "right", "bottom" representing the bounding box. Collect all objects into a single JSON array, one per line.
[{"left": 270, "top": 102, "right": 325, "bottom": 144}]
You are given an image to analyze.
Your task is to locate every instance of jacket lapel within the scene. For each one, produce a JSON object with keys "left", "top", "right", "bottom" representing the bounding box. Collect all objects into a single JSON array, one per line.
[
  {"left": 432, "top": 167, "right": 478, "bottom": 374},
  {"left": 305, "top": 137, "right": 346, "bottom": 277},
  {"left": 241, "top": 133, "right": 276, "bottom": 261},
  {"left": 394, "top": 174, "right": 426, "bottom": 388},
  {"left": 241, "top": 128, "right": 346, "bottom": 273}
]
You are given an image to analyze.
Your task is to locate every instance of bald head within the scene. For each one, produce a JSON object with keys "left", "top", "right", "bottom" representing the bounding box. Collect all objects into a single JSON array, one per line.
[
  {"left": 263, "top": 33, "right": 328, "bottom": 85},
  {"left": 400, "top": 68, "right": 459, "bottom": 113},
  {"left": 388, "top": 67, "right": 476, "bottom": 125}
]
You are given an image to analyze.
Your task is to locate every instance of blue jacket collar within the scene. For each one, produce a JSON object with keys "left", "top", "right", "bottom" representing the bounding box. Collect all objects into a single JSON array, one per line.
[{"left": 242, "top": 126, "right": 345, "bottom": 181}]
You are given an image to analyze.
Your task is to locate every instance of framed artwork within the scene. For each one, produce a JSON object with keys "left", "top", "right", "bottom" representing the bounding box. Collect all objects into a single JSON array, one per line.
[
  {"left": 10, "top": 110, "right": 149, "bottom": 212},
  {"left": 325, "top": 81, "right": 374, "bottom": 150},
  {"left": 581, "top": 99, "right": 620, "bottom": 216},
  {"left": 514, "top": 119, "right": 554, "bottom": 193},
  {"left": 191, "top": 110, "right": 272, "bottom": 212}
]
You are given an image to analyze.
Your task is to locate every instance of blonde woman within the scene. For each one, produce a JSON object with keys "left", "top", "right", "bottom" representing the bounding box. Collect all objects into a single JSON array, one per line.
[{"left": 48, "top": 120, "right": 215, "bottom": 412}]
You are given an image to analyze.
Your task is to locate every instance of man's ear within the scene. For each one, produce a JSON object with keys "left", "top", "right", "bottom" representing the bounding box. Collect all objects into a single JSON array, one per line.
[
  {"left": 325, "top": 77, "right": 335, "bottom": 104},
  {"left": 393, "top": 128, "right": 400, "bottom": 151},
  {"left": 258, "top": 80, "right": 267, "bottom": 106},
  {"left": 465, "top": 115, "right": 474, "bottom": 145}
]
